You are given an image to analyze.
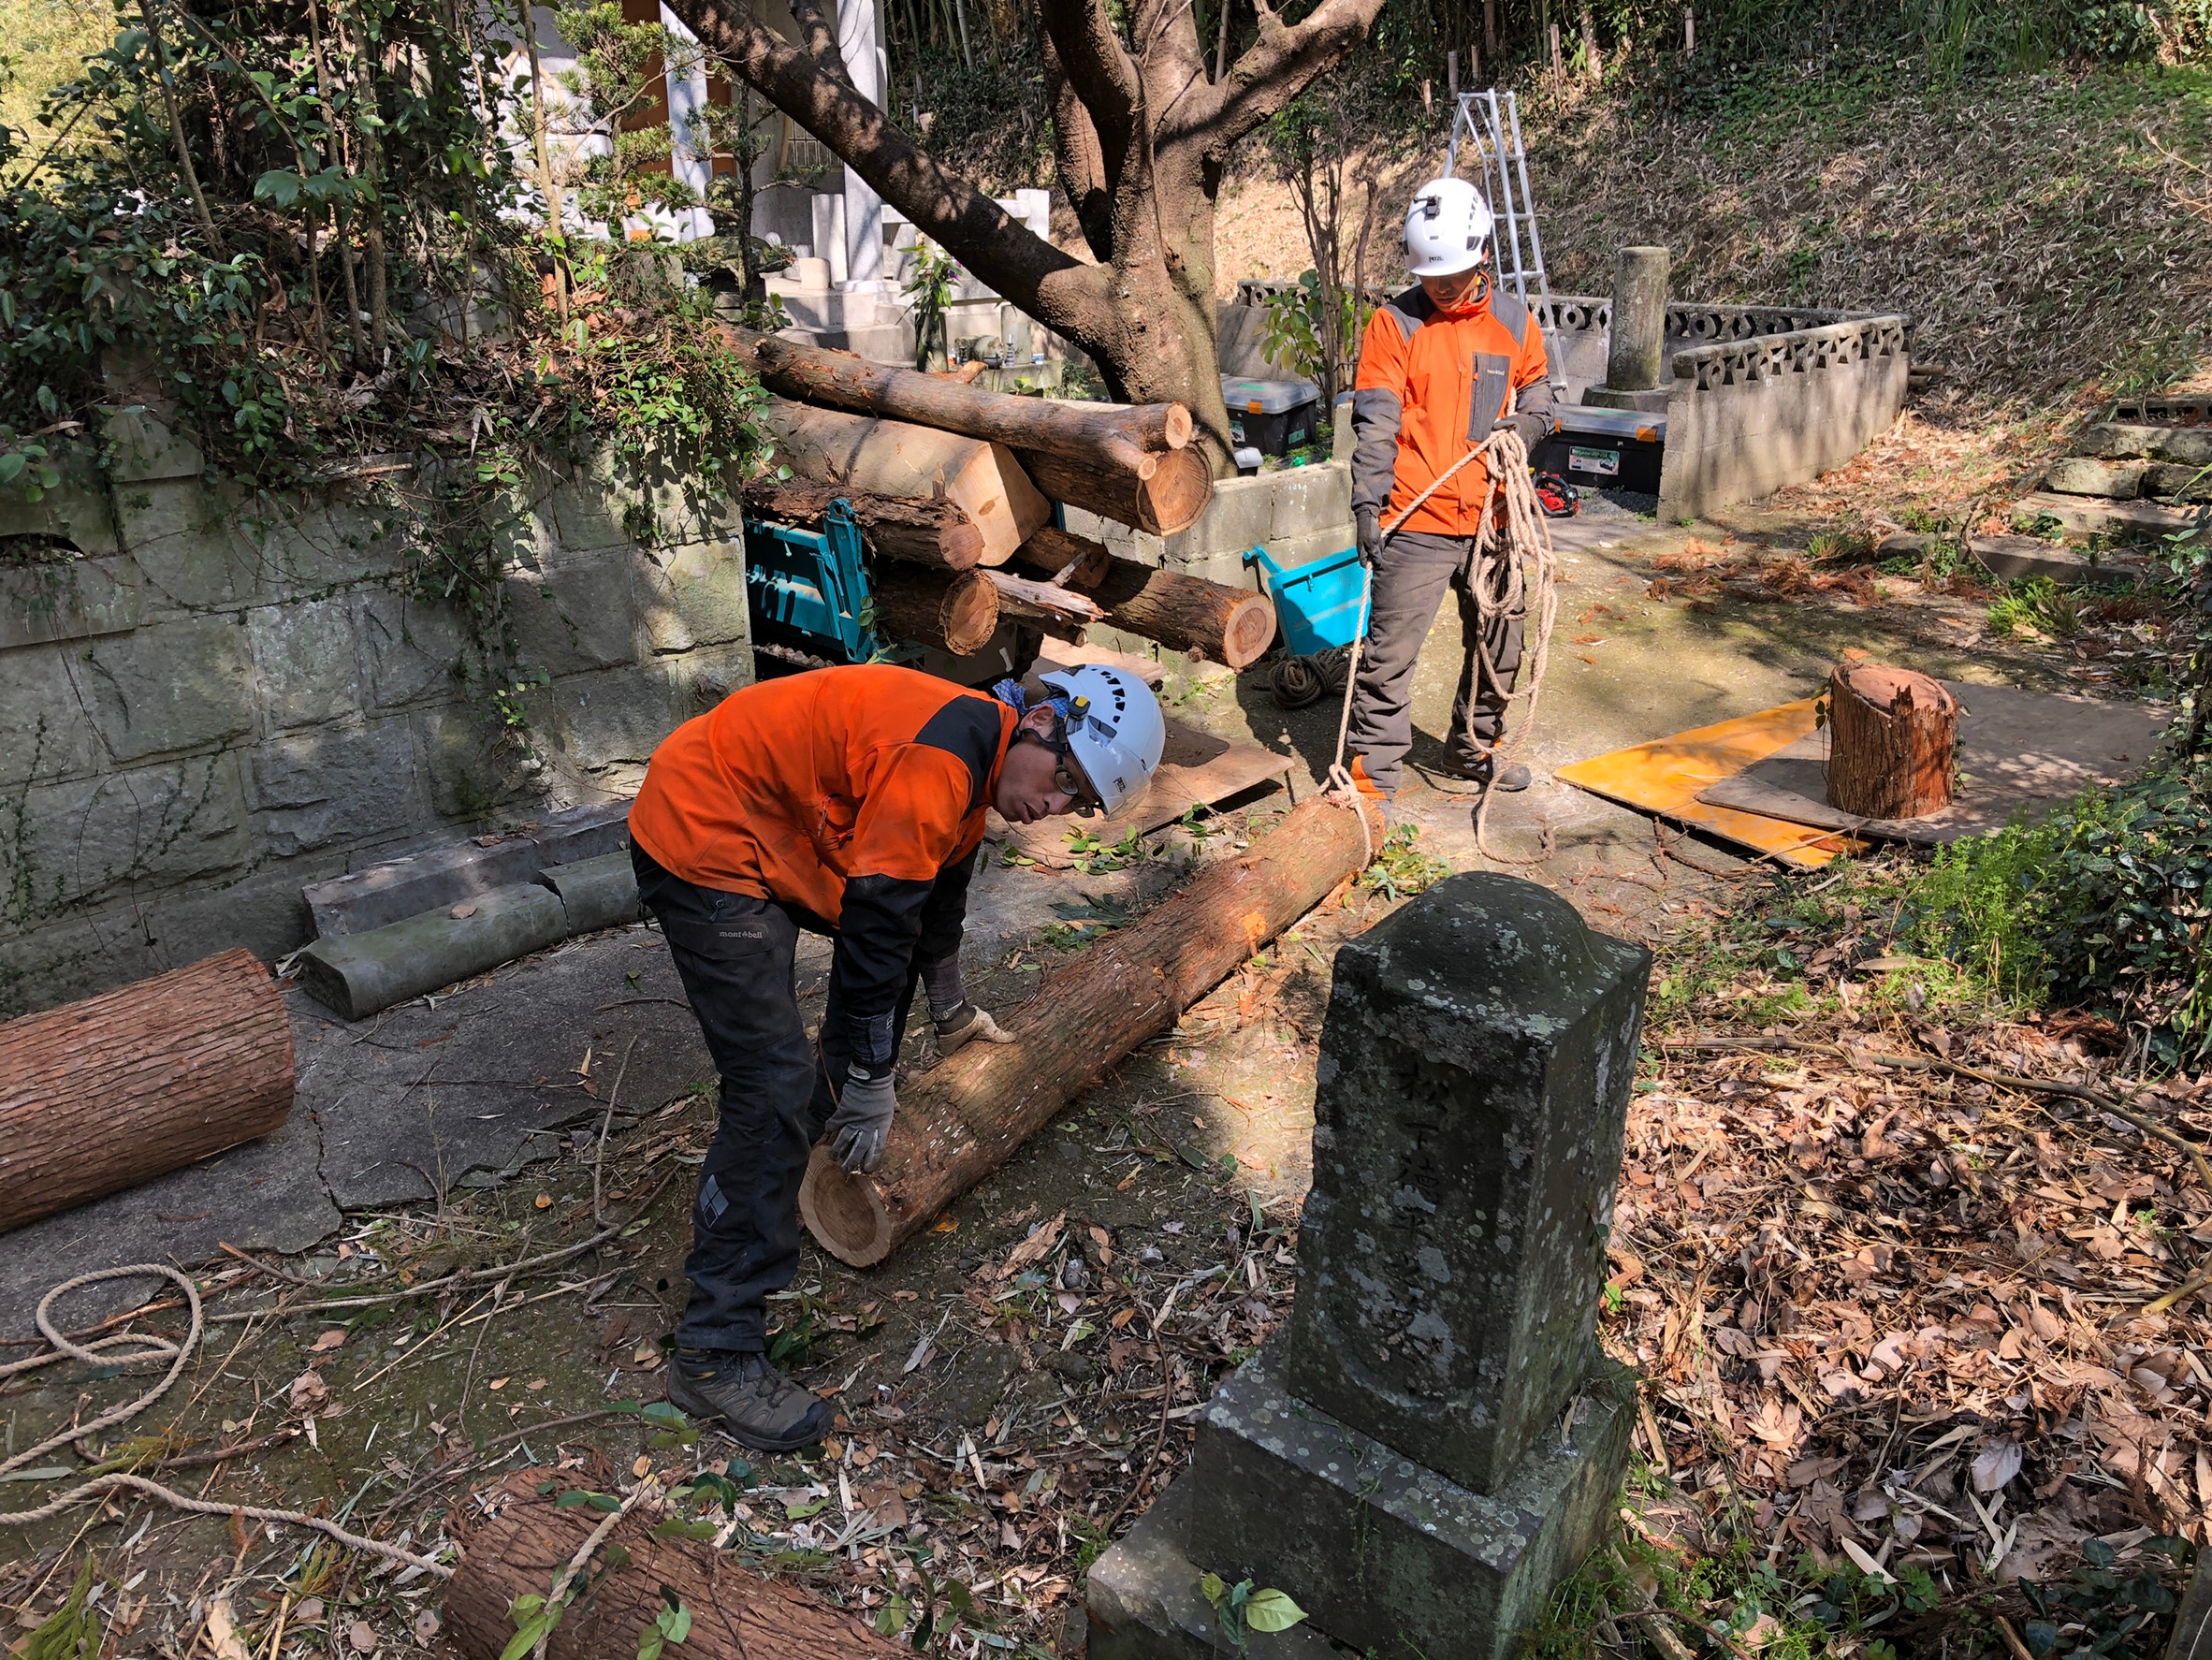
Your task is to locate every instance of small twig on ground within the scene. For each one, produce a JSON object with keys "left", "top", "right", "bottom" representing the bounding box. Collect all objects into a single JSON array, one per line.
[
  {"left": 218, "top": 1244, "right": 322, "bottom": 1289},
  {"left": 594, "top": 1034, "right": 641, "bottom": 1223}
]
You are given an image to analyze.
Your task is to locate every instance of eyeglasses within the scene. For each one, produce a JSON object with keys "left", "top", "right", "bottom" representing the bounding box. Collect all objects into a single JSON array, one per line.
[{"left": 1054, "top": 756, "right": 1100, "bottom": 814}]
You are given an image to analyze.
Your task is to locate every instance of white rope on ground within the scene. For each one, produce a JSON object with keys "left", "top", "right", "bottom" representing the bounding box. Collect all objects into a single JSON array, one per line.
[{"left": 1319, "top": 408, "right": 1559, "bottom": 867}]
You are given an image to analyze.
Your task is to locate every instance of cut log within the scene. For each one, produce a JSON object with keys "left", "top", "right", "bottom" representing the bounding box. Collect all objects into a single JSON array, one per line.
[
  {"left": 1825, "top": 663, "right": 1959, "bottom": 821},
  {"left": 800, "top": 794, "right": 1376, "bottom": 1265},
  {"left": 1013, "top": 530, "right": 1277, "bottom": 668},
  {"left": 1015, "top": 444, "right": 1214, "bottom": 538},
  {"left": 872, "top": 565, "right": 1000, "bottom": 655},
  {"left": 444, "top": 1472, "right": 904, "bottom": 1660},
  {"left": 756, "top": 398, "right": 1049, "bottom": 565},
  {"left": 737, "top": 480, "right": 984, "bottom": 570},
  {"left": 983, "top": 569, "right": 1101, "bottom": 640},
  {"left": 0, "top": 950, "right": 293, "bottom": 1233},
  {"left": 721, "top": 323, "right": 1193, "bottom": 473}
]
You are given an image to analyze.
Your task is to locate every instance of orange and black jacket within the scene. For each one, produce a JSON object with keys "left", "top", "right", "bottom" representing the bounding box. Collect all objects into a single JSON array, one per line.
[
  {"left": 1350, "top": 278, "right": 1556, "bottom": 537},
  {"left": 629, "top": 665, "right": 1016, "bottom": 1072}
]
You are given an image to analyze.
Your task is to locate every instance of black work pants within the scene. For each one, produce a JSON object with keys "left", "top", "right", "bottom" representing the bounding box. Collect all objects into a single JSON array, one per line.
[
  {"left": 1346, "top": 529, "right": 1525, "bottom": 793},
  {"left": 632, "top": 844, "right": 920, "bottom": 1352}
]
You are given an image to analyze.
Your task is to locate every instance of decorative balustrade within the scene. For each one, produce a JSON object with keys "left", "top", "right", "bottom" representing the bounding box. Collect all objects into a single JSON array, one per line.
[{"left": 1669, "top": 314, "right": 1910, "bottom": 392}]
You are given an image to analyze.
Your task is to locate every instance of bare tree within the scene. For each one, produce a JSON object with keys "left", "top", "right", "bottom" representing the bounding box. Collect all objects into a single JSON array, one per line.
[{"left": 662, "top": 0, "right": 1388, "bottom": 472}]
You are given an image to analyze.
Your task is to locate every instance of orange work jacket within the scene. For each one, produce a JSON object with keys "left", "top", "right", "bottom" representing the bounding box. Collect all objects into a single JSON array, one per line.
[{"left": 1349, "top": 279, "right": 1555, "bottom": 538}]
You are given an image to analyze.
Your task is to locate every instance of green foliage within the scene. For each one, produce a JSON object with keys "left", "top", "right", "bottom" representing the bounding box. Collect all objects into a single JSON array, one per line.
[
  {"left": 546, "top": 4, "right": 697, "bottom": 231},
  {"left": 2016, "top": 1535, "right": 2190, "bottom": 1655},
  {"left": 1987, "top": 575, "right": 2082, "bottom": 637},
  {"left": 17, "top": 1558, "right": 100, "bottom": 1660},
  {"left": 1359, "top": 823, "right": 1451, "bottom": 899},
  {"left": 634, "top": 1588, "right": 691, "bottom": 1660},
  {"left": 1198, "top": 1573, "right": 1307, "bottom": 1653},
  {"left": 902, "top": 236, "right": 959, "bottom": 371}
]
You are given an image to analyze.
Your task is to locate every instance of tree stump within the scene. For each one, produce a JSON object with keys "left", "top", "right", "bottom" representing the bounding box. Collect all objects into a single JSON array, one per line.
[
  {"left": 0, "top": 949, "right": 294, "bottom": 1233},
  {"left": 1824, "top": 663, "right": 1959, "bottom": 820}
]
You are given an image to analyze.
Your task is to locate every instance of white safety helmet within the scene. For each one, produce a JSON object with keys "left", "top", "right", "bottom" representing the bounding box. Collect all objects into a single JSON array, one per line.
[
  {"left": 1404, "top": 176, "right": 1494, "bottom": 278},
  {"left": 1038, "top": 664, "right": 1165, "bottom": 817}
]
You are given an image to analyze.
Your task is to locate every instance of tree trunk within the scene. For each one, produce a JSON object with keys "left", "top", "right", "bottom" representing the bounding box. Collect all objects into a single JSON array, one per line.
[
  {"left": 1013, "top": 444, "right": 1214, "bottom": 537},
  {"left": 0, "top": 950, "right": 294, "bottom": 1234},
  {"left": 982, "top": 569, "right": 1100, "bottom": 639},
  {"left": 1825, "top": 663, "right": 1959, "bottom": 820},
  {"left": 737, "top": 480, "right": 984, "bottom": 569},
  {"left": 799, "top": 794, "right": 1376, "bottom": 1265},
  {"left": 444, "top": 1473, "right": 904, "bottom": 1660},
  {"left": 1013, "top": 529, "right": 1276, "bottom": 667},
  {"left": 757, "top": 399, "right": 1049, "bottom": 565},
  {"left": 872, "top": 565, "right": 1000, "bottom": 654},
  {"left": 721, "top": 325, "right": 1193, "bottom": 473}
]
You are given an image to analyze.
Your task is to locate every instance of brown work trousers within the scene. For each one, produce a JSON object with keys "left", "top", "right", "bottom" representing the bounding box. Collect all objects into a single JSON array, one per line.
[{"left": 1346, "top": 530, "right": 1524, "bottom": 794}]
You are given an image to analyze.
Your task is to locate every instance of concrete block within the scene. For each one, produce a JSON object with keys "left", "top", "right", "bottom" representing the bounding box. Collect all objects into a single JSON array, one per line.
[
  {"left": 103, "top": 406, "right": 204, "bottom": 483},
  {"left": 1969, "top": 536, "right": 2149, "bottom": 588},
  {"left": 2157, "top": 429, "right": 2212, "bottom": 465},
  {"left": 360, "top": 590, "right": 467, "bottom": 710},
  {"left": 1280, "top": 872, "right": 1650, "bottom": 1494},
  {"left": 537, "top": 851, "right": 638, "bottom": 934},
  {"left": 414, "top": 703, "right": 538, "bottom": 822},
  {"left": 2076, "top": 422, "right": 2166, "bottom": 459},
  {"left": 249, "top": 721, "right": 425, "bottom": 857},
  {"left": 297, "top": 880, "right": 570, "bottom": 1019},
  {"left": 1177, "top": 1347, "right": 1637, "bottom": 1660},
  {"left": 634, "top": 539, "right": 749, "bottom": 655},
  {"left": 1254, "top": 528, "right": 1355, "bottom": 575},
  {"left": 505, "top": 549, "right": 637, "bottom": 676},
  {"left": 542, "top": 663, "right": 684, "bottom": 777},
  {"left": 7, "top": 753, "right": 249, "bottom": 912},
  {"left": 248, "top": 597, "right": 363, "bottom": 730},
  {"left": 0, "top": 478, "right": 121, "bottom": 558},
  {"left": 1163, "top": 477, "right": 1275, "bottom": 567},
  {"left": 113, "top": 480, "right": 278, "bottom": 610},
  {"left": 544, "top": 456, "right": 641, "bottom": 552},
  {"left": 0, "top": 554, "right": 140, "bottom": 651},
  {"left": 76, "top": 613, "right": 255, "bottom": 762},
  {"left": 2045, "top": 457, "right": 2147, "bottom": 500},
  {"left": 270, "top": 496, "right": 411, "bottom": 592},
  {"left": 2145, "top": 461, "right": 2212, "bottom": 502},
  {"left": 662, "top": 641, "right": 754, "bottom": 722},
  {"left": 0, "top": 643, "right": 108, "bottom": 786},
  {"left": 1263, "top": 463, "right": 1353, "bottom": 540},
  {"left": 1083, "top": 1480, "right": 1341, "bottom": 1660}
]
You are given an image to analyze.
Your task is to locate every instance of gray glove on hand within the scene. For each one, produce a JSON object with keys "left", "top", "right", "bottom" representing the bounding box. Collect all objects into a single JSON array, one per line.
[
  {"left": 936, "top": 1001, "right": 1016, "bottom": 1056},
  {"left": 827, "top": 1067, "right": 896, "bottom": 1174},
  {"left": 1355, "top": 505, "right": 1382, "bottom": 563}
]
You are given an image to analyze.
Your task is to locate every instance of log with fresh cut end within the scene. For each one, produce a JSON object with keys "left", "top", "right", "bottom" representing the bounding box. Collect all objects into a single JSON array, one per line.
[
  {"left": 1014, "top": 444, "right": 1214, "bottom": 538},
  {"left": 982, "top": 568, "right": 1101, "bottom": 640},
  {"left": 0, "top": 949, "right": 293, "bottom": 1234},
  {"left": 755, "top": 398, "right": 1049, "bottom": 565},
  {"left": 798, "top": 794, "right": 1378, "bottom": 1266},
  {"left": 737, "top": 479, "right": 985, "bottom": 569},
  {"left": 721, "top": 324, "right": 1193, "bottom": 471},
  {"left": 1014, "top": 528, "right": 1276, "bottom": 668},
  {"left": 1824, "top": 663, "right": 1959, "bottom": 821},
  {"left": 869, "top": 564, "right": 1000, "bottom": 655},
  {"left": 443, "top": 1472, "right": 905, "bottom": 1660}
]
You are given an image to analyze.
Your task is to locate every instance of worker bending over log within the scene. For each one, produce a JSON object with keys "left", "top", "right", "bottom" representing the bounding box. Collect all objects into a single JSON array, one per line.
[
  {"left": 1346, "top": 178, "right": 1558, "bottom": 803},
  {"left": 626, "top": 663, "right": 1166, "bottom": 1449}
]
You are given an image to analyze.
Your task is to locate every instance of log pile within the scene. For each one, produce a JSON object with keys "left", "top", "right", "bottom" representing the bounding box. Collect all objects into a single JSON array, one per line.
[
  {"left": 721, "top": 325, "right": 1273, "bottom": 664},
  {"left": 1824, "top": 663, "right": 1959, "bottom": 821},
  {"left": 799, "top": 794, "right": 1377, "bottom": 1266}
]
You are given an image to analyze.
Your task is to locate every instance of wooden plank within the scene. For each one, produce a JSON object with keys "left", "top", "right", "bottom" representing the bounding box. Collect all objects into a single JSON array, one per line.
[{"left": 988, "top": 714, "right": 1289, "bottom": 867}]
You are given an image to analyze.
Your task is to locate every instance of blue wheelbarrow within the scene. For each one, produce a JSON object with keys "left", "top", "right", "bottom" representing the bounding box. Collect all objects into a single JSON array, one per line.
[{"left": 1244, "top": 543, "right": 1370, "bottom": 708}]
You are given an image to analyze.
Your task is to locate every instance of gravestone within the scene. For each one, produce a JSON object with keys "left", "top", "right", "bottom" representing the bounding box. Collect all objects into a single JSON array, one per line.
[
  {"left": 1084, "top": 873, "right": 1648, "bottom": 1660},
  {"left": 1585, "top": 245, "right": 1672, "bottom": 415}
]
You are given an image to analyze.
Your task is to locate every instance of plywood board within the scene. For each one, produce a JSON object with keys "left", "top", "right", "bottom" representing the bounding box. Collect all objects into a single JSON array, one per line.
[
  {"left": 988, "top": 715, "right": 1289, "bottom": 868},
  {"left": 1695, "top": 679, "right": 2166, "bottom": 844},
  {"left": 1553, "top": 699, "right": 1850, "bottom": 868}
]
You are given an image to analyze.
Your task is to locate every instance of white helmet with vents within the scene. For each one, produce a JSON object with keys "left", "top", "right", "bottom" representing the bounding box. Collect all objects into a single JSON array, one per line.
[
  {"left": 1038, "top": 664, "right": 1164, "bottom": 817},
  {"left": 1404, "top": 176, "right": 1494, "bottom": 278}
]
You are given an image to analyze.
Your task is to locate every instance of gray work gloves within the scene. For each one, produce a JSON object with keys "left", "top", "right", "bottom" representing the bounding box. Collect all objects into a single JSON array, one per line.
[
  {"left": 1355, "top": 505, "right": 1383, "bottom": 564},
  {"left": 936, "top": 1000, "right": 1017, "bottom": 1056},
  {"left": 827, "top": 1067, "right": 896, "bottom": 1173}
]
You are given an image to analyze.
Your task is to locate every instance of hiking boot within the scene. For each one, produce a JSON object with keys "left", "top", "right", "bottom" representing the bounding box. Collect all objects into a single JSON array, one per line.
[
  {"left": 1471, "top": 754, "right": 1533, "bottom": 793},
  {"left": 667, "top": 1349, "right": 832, "bottom": 1452},
  {"left": 1420, "top": 752, "right": 1533, "bottom": 794}
]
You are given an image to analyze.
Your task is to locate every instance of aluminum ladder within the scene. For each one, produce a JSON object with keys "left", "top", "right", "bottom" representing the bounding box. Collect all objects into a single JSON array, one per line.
[{"left": 1444, "top": 89, "right": 1566, "bottom": 396}]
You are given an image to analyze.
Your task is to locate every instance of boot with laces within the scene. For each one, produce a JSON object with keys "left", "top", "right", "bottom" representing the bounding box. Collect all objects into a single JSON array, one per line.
[{"left": 666, "top": 1349, "right": 832, "bottom": 1452}]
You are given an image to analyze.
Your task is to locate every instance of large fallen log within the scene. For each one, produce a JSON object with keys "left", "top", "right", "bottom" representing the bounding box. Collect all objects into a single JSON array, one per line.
[
  {"left": 1015, "top": 444, "right": 1214, "bottom": 538},
  {"left": 737, "top": 480, "right": 984, "bottom": 570},
  {"left": 444, "top": 1472, "right": 904, "bottom": 1660},
  {"left": 720, "top": 323, "right": 1192, "bottom": 473},
  {"left": 800, "top": 794, "right": 1376, "bottom": 1265},
  {"left": 1014, "top": 528, "right": 1277, "bottom": 668},
  {"left": 0, "top": 950, "right": 293, "bottom": 1233},
  {"left": 872, "top": 564, "right": 1000, "bottom": 655},
  {"left": 756, "top": 398, "right": 1049, "bottom": 565}
]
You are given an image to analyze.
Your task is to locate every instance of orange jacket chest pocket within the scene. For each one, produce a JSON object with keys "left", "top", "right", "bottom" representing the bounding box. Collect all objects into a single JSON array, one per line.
[{"left": 815, "top": 794, "right": 859, "bottom": 854}]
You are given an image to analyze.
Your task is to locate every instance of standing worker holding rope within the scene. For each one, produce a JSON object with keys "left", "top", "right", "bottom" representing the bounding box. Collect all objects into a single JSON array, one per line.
[{"left": 1344, "top": 177, "right": 1559, "bottom": 808}]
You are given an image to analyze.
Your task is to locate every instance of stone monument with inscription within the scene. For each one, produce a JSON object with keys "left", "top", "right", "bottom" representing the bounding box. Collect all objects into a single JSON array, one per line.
[{"left": 1084, "top": 872, "right": 1650, "bottom": 1660}]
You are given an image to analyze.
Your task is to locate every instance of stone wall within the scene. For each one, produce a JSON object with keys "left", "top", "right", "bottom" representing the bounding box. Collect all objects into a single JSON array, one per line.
[{"left": 0, "top": 423, "right": 750, "bottom": 1017}]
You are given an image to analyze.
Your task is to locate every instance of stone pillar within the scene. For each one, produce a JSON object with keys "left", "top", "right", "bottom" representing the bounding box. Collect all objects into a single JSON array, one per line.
[
  {"left": 1586, "top": 245, "right": 1670, "bottom": 414},
  {"left": 837, "top": 0, "right": 885, "bottom": 293},
  {"left": 659, "top": 5, "right": 715, "bottom": 241},
  {"left": 1084, "top": 874, "right": 1649, "bottom": 1660}
]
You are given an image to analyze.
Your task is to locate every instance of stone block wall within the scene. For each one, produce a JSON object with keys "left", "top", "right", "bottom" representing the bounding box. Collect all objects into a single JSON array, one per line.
[{"left": 0, "top": 427, "right": 750, "bottom": 1017}]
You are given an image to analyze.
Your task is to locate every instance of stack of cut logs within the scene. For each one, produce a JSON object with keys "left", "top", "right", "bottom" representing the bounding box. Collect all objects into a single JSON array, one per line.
[{"left": 720, "top": 326, "right": 1277, "bottom": 670}]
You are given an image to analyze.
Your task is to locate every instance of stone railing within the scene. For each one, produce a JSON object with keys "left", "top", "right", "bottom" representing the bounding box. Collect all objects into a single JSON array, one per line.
[{"left": 1670, "top": 313, "right": 1912, "bottom": 393}]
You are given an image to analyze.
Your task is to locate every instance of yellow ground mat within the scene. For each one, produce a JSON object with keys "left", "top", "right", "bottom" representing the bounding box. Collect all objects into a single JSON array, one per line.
[{"left": 1553, "top": 697, "right": 1853, "bottom": 868}]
